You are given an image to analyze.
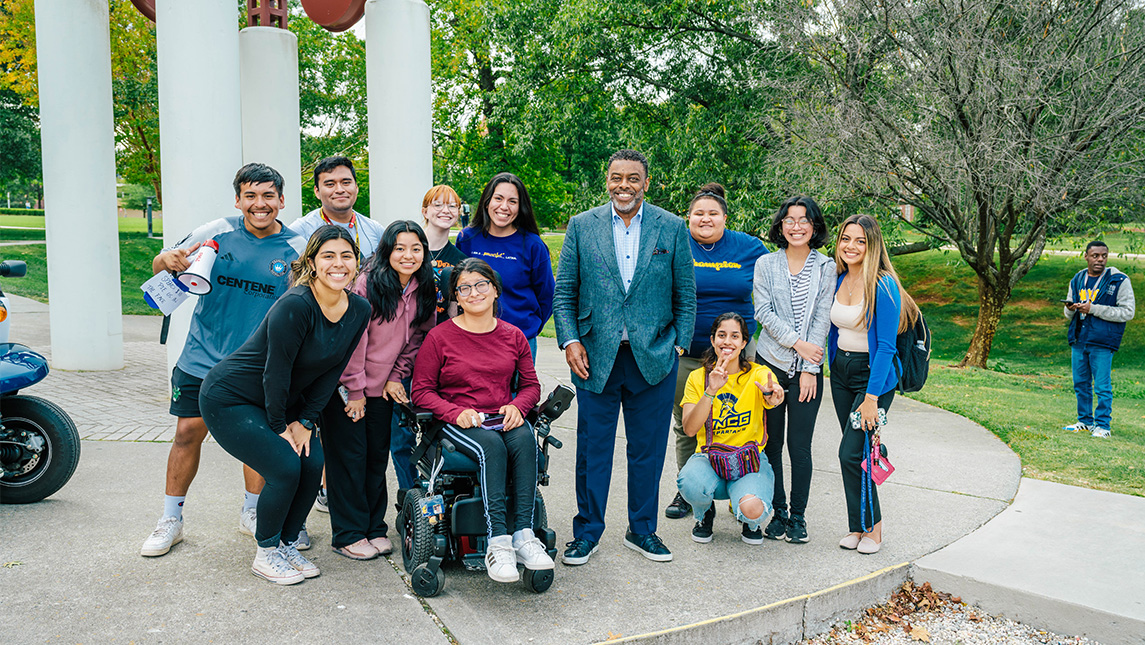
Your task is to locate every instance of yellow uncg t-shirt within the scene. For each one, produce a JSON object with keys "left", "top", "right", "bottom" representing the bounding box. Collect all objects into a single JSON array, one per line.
[{"left": 682, "top": 362, "right": 778, "bottom": 453}]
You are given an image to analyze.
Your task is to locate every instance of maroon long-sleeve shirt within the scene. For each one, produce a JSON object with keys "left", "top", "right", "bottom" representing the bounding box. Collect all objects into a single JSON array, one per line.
[{"left": 412, "top": 319, "right": 541, "bottom": 424}]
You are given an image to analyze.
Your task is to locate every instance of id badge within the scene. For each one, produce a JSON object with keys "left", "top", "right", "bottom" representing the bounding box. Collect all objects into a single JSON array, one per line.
[
  {"left": 419, "top": 494, "right": 445, "bottom": 525},
  {"left": 861, "top": 453, "right": 895, "bottom": 485}
]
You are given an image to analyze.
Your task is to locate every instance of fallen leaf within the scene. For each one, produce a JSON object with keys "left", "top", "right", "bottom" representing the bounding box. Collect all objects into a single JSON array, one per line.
[
  {"left": 910, "top": 625, "right": 931, "bottom": 642},
  {"left": 604, "top": 632, "right": 623, "bottom": 641},
  {"left": 951, "top": 596, "right": 962, "bottom": 604},
  {"left": 887, "top": 614, "right": 901, "bottom": 623}
]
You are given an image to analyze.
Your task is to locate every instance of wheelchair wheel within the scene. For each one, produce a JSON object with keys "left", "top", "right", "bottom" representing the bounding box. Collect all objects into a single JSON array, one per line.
[
  {"left": 522, "top": 567, "right": 553, "bottom": 593},
  {"left": 411, "top": 563, "right": 446, "bottom": 597},
  {"left": 535, "top": 491, "right": 548, "bottom": 529},
  {"left": 400, "top": 488, "right": 434, "bottom": 574}
]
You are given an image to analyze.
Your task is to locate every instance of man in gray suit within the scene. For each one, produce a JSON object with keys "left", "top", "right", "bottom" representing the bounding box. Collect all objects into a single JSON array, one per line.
[{"left": 554, "top": 149, "right": 696, "bottom": 565}]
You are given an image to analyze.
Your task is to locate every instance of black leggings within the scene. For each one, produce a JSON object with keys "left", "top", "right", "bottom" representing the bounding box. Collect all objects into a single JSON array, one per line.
[
  {"left": 322, "top": 393, "right": 393, "bottom": 548},
  {"left": 830, "top": 350, "right": 895, "bottom": 533},
  {"left": 200, "top": 394, "right": 324, "bottom": 548},
  {"left": 760, "top": 358, "right": 823, "bottom": 516},
  {"left": 441, "top": 421, "right": 537, "bottom": 538}
]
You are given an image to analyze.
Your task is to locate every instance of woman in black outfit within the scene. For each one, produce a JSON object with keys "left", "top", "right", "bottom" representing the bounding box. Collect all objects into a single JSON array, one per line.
[{"left": 200, "top": 225, "right": 371, "bottom": 585}]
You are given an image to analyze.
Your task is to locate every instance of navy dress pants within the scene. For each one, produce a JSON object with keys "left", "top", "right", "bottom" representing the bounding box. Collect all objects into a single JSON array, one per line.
[{"left": 573, "top": 344, "right": 677, "bottom": 542}]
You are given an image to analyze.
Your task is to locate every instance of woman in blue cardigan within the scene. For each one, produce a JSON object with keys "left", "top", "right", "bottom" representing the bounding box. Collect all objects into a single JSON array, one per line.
[{"left": 827, "top": 214, "right": 919, "bottom": 555}]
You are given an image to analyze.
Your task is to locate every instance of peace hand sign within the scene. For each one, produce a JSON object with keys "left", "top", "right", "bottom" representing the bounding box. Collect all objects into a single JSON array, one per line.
[
  {"left": 707, "top": 353, "right": 735, "bottom": 393},
  {"left": 755, "top": 370, "right": 785, "bottom": 407}
]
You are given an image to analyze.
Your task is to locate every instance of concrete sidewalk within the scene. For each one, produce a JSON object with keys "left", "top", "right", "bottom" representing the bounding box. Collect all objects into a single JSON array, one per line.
[{"left": 0, "top": 294, "right": 1134, "bottom": 644}]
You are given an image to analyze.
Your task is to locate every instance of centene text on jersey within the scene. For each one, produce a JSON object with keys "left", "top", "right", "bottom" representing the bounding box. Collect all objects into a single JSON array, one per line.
[{"left": 214, "top": 274, "right": 279, "bottom": 297}]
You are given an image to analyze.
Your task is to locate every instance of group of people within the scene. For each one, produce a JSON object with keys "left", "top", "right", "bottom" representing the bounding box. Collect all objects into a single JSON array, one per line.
[{"left": 135, "top": 147, "right": 976, "bottom": 587}]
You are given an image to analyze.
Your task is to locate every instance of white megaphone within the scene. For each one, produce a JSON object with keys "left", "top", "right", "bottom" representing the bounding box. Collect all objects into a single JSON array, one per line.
[{"left": 177, "top": 239, "right": 219, "bottom": 295}]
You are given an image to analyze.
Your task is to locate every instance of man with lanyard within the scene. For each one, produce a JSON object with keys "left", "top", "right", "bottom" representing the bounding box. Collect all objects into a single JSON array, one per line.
[
  {"left": 1063, "top": 240, "right": 1135, "bottom": 438},
  {"left": 289, "top": 156, "right": 386, "bottom": 262},
  {"left": 141, "top": 163, "right": 307, "bottom": 557}
]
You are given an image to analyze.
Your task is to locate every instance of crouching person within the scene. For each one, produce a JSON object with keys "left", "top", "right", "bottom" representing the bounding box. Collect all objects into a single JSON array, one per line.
[{"left": 678, "top": 313, "right": 785, "bottom": 544}]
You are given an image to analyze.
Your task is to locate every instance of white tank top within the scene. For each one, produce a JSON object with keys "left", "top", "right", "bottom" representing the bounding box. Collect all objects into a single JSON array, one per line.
[{"left": 831, "top": 297, "right": 868, "bottom": 352}]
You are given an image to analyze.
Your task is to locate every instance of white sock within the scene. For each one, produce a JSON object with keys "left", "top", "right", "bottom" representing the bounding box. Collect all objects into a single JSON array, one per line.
[
  {"left": 490, "top": 534, "right": 514, "bottom": 549},
  {"left": 512, "top": 528, "right": 535, "bottom": 549},
  {"left": 163, "top": 495, "right": 185, "bottom": 520},
  {"left": 243, "top": 491, "right": 259, "bottom": 512}
]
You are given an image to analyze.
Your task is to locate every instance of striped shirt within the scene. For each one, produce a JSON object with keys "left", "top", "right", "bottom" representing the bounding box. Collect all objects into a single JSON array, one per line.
[
  {"left": 787, "top": 257, "right": 814, "bottom": 376},
  {"left": 612, "top": 204, "right": 644, "bottom": 341}
]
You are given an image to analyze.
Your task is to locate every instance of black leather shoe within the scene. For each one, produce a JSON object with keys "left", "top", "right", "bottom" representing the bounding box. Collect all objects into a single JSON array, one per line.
[
  {"left": 764, "top": 508, "right": 789, "bottom": 540},
  {"left": 562, "top": 538, "right": 599, "bottom": 565},
  {"left": 665, "top": 492, "right": 692, "bottom": 519},
  {"left": 624, "top": 529, "right": 672, "bottom": 562}
]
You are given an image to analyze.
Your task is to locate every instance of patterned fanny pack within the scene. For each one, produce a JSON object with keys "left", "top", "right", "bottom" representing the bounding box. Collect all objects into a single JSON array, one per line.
[{"left": 700, "top": 377, "right": 763, "bottom": 481}]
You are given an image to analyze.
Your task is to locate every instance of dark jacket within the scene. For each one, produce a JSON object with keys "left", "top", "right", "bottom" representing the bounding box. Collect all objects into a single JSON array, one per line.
[{"left": 1065, "top": 268, "right": 1135, "bottom": 351}]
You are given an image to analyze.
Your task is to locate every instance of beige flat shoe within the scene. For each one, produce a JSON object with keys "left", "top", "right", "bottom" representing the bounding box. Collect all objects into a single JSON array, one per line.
[
  {"left": 333, "top": 538, "right": 379, "bottom": 560},
  {"left": 857, "top": 536, "right": 881, "bottom": 554},
  {"left": 839, "top": 533, "right": 862, "bottom": 550},
  {"left": 368, "top": 536, "right": 393, "bottom": 556}
]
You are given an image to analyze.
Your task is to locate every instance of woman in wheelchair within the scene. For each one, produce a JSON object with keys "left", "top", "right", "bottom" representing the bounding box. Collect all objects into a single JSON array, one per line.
[
  {"left": 678, "top": 312, "right": 786, "bottom": 545},
  {"left": 411, "top": 257, "right": 555, "bottom": 582}
]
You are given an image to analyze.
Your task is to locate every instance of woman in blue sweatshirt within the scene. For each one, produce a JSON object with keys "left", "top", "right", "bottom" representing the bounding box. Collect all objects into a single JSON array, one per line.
[{"left": 456, "top": 172, "right": 555, "bottom": 358}]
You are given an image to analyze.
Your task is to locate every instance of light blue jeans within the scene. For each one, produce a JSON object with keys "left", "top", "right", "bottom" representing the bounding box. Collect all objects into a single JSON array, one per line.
[
  {"left": 1072, "top": 344, "right": 1114, "bottom": 430},
  {"left": 676, "top": 453, "right": 775, "bottom": 530}
]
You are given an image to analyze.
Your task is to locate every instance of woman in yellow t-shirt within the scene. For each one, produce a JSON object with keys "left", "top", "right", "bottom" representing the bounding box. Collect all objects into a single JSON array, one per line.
[{"left": 677, "top": 312, "right": 785, "bottom": 544}]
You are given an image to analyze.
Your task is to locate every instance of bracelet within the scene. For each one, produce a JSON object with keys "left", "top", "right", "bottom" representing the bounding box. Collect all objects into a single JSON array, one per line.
[{"left": 703, "top": 391, "right": 717, "bottom": 401}]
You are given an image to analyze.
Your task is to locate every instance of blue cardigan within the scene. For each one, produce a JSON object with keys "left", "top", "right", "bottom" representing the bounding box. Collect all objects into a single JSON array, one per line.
[{"left": 827, "top": 273, "right": 901, "bottom": 396}]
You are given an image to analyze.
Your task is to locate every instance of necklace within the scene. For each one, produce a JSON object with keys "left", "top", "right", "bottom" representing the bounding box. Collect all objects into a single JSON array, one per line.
[
  {"left": 429, "top": 246, "right": 446, "bottom": 265},
  {"left": 845, "top": 274, "right": 861, "bottom": 298},
  {"left": 696, "top": 237, "right": 718, "bottom": 252}
]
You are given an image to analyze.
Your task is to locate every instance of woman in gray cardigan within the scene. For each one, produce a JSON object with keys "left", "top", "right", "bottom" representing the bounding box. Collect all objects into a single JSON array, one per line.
[{"left": 752, "top": 196, "right": 835, "bottom": 543}]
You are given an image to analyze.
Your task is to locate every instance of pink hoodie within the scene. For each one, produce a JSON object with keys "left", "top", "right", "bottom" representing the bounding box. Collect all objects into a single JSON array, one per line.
[{"left": 340, "top": 272, "right": 435, "bottom": 400}]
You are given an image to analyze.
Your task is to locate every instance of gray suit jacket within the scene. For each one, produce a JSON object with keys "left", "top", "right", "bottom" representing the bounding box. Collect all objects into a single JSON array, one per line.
[{"left": 553, "top": 202, "right": 697, "bottom": 394}]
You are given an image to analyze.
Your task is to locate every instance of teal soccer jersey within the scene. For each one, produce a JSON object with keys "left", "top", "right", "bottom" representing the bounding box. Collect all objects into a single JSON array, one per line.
[{"left": 169, "top": 217, "right": 305, "bottom": 378}]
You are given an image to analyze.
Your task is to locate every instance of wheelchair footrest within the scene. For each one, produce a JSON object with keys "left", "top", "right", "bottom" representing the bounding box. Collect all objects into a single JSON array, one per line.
[{"left": 462, "top": 552, "right": 486, "bottom": 572}]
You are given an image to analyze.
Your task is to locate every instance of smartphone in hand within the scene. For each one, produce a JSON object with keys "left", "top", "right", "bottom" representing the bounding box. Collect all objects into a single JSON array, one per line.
[{"left": 480, "top": 414, "right": 506, "bottom": 431}]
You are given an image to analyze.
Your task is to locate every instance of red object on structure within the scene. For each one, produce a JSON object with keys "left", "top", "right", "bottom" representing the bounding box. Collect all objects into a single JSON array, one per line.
[
  {"left": 129, "top": 0, "right": 155, "bottom": 21},
  {"left": 247, "top": 0, "right": 289, "bottom": 29},
  {"left": 300, "top": 0, "right": 366, "bottom": 33}
]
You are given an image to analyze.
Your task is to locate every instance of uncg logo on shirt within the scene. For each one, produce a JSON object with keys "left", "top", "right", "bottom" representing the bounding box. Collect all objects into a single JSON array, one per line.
[{"left": 269, "top": 259, "right": 288, "bottom": 276}]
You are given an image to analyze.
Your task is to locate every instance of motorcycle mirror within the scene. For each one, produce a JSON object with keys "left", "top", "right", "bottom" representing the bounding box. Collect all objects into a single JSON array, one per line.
[{"left": 0, "top": 260, "right": 27, "bottom": 278}]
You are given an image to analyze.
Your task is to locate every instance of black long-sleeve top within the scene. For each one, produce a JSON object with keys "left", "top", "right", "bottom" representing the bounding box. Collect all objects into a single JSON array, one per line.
[{"left": 201, "top": 285, "right": 371, "bottom": 434}]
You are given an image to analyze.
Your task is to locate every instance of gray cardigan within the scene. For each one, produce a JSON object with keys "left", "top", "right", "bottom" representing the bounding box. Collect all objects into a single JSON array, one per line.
[{"left": 753, "top": 249, "right": 836, "bottom": 374}]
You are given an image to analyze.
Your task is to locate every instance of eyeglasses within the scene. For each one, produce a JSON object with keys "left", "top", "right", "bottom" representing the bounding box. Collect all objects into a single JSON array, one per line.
[
  {"left": 782, "top": 217, "right": 812, "bottom": 227},
  {"left": 430, "top": 202, "right": 460, "bottom": 212},
  {"left": 455, "top": 280, "right": 492, "bottom": 296}
]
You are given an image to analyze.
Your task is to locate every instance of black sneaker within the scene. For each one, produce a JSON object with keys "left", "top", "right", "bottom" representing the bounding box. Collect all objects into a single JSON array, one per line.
[
  {"left": 624, "top": 529, "right": 673, "bottom": 562},
  {"left": 562, "top": 538, "right": 599, "bottom": 566},
  {"left": 786, "top": 513, "right": 809, "bottom": 543},
  {"left": 764, "top": 508, "right": 788, "bottom": 540},
  {"left": 691, "top": 506, "right": 715, "bottom": 543},
  {"left": 665, "top": 492, "right": 692, "bottom": 519},
  {"left": 741, "top": 523, "right": 764, "bottom": 545}
]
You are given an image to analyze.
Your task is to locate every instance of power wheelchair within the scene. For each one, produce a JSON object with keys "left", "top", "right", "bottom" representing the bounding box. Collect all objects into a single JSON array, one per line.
[{"left": 395, "top": 384, "right": 573, "bottom": 597}]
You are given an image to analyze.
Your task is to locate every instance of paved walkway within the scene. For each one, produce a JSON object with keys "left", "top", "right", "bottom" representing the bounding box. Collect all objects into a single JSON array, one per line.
[{"left": 0, "top": 294, "right": 1136, "bottom": 644}]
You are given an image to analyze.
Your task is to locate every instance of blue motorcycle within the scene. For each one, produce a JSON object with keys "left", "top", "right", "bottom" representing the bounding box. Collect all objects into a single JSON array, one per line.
[{"left": 0, "top": 259, "right": 80, "bottom": 504}]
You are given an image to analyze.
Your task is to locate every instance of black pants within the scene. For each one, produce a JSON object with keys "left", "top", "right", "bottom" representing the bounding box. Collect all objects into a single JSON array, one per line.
[
  {"left": 200, "top": 394, "right": 323, "bottom": 549},
  {"left": 441, "top": 421, "right": 537, "bottom": 538},
  {"left": 322, "top": 393, "right": 393, "bottom": 548},
  {"left": 760, "top": 357, "right": 823, "bottom": 517},
  {"left": 830, "top": 350, "right": 895, "bottom": 532}
]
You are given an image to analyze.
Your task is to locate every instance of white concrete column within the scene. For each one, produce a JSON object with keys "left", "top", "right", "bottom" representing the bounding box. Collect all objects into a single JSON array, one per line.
[
  {"left": 239, "top": 27, "right": 302, "bottom": 225},
  {"left": 156, "top": 0, "right": 242, "bottom": 370},
  {"left": 365, "top": 0, "right": 432, "bottom": 226},
  {"left": 34, "top": 0, "right": 123, "bottom": 370}
]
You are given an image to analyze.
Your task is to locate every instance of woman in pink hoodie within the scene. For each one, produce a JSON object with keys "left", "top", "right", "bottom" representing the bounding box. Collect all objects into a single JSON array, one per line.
[{"left": 322, "top": 220, "right": 437, "bottom": 560}]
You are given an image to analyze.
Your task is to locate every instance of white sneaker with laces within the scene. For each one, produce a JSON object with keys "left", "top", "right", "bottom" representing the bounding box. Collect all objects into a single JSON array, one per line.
[
  {"left": 514, "top": 530, "right": 555, "bottom": 570},
  {"left": 252, "top": 546, "right": 304, "bottom": 585},
  {"left": 279, "top": 542, "right": 320, "bottom": 578},
  {"left": 239, "top": 508, "right": 257, "bottom": 537},
  {"left": 1091, "top": 427, "right": 1111, "bottom": 438},
  {"left": 485, "top": 535, "right": 520, "bottom": 583},
  {"left": 1063, "top": 422, "right": 1091, "bottom": 433},
  {"left": 141, "top": 516, "right": 183, "bottom": 557}
]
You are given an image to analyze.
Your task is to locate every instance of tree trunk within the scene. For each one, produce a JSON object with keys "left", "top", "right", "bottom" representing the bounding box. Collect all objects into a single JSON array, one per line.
[{"left": 959, "top": 277, "right": 1011, "bottom": 368}]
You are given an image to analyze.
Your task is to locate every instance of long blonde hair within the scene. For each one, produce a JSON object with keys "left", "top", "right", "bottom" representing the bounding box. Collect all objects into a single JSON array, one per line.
[{"left": 833, "top": 214, "right": 920, "bottom": 333}]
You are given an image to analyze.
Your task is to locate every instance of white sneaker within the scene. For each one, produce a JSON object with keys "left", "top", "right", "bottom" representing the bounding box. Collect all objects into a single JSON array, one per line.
[
  {"left": 239, "top": 508, "right": 257, "bottom": 537},
  {"left": 252, "top": 546, "right": 304, "bottom": 585},
  {"left": 295, "top": 525, "right": 311, "bottom": 551},
  {"left": 1063, "top": 422, "right": 1091, "bottom": 433},
  {"left": 314, "top": 487, "right": 329, "bottom": 513},
  {"left": 514, "top": 531, "right": 555, "bottom": 570},
  {"left": 141, "top": 516, "right": 183, "bottom": 557},
  {"left": 485, "top": 535, "right": 520, "bottom": 583},
  {"left": 279, "top": 542, "right": 320, "bottom": 578},
  {"left": 1091, "top": 427, "right": 1111, "bottom": 438}
]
